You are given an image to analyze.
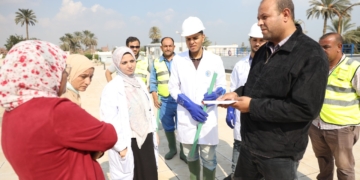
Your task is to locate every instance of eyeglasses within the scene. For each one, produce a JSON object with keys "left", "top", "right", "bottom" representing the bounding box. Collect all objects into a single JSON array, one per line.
[{"left": 129, "top": 46, "right": 140, "bottom": 49}]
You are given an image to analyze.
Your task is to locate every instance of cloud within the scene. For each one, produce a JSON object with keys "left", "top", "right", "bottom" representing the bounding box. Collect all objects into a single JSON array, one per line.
[
  {"left": 130, "top": 16, "right": 144, "bottom": 25},
  {"left": 147, "top": 8, "right": 175, "bottom": 22},
  {"left": 55, "top": 0, "right": 86, "bottom": 20},
  {"left": 90, "top": 4, "right": 103, "bottom": 13},
  {"left": 104, "top": 20, "right": 126, "bottom": 30}
]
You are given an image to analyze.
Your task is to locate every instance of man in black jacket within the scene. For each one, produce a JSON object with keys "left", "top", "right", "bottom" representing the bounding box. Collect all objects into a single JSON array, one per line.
[{"left": 219, "top": 0, "right": 329, "bottom": 179}]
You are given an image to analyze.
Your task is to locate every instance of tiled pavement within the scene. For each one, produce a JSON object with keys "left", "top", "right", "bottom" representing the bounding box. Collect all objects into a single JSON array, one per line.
[{"left": 1, "top": 65, "right": 360, "bottom": 180}]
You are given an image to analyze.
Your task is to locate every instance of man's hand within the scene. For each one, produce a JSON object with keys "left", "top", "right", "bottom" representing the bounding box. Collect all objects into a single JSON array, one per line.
[
  {"left": 151, "top": 92, "right": 161, "bottom": 109},
  {"left": 119, "top": 148, "right": 128, "bottom": 158},
  {"left": 231, "top": 96, "right": 251, "bottom": 113},
  {"left": 217, "top": 92, "right": 238, "bottom": 108}
]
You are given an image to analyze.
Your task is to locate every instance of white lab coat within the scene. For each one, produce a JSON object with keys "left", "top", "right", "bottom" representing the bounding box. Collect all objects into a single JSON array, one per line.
[
  {"left": 230, "top": 54, "right": 251, "bottom": 141},
  {"left": 100, "top": 75, "right": 158, "bottom": 180},
  {"left": 168, "top": 50, "right": 226, "bottom": 145}
]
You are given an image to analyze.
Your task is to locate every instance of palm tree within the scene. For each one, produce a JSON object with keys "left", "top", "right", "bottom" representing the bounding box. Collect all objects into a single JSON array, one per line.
[
  {"left": 73, "top": 31, "right": 84, "bottom": 52},
  {"left": 15, "top": 9, "right": 38, "bottom": 40},
  {"left": 59, "top": 33, "right": 80, "bottom": 53},
  {"left": 83, "top": 30, "right": 96, "bottom": 51},
  {"left": 149, "top": 26, "right": 161, "bottom": 43},
  {"left": 306, "top": 0, "right": 351, "bottom": 34},
  {"left": 59, "top": 36, "right": 70, "bottom": 52},
  {"left": 331, "top": 2, "right": 360, "bottom": 34},
  {"left": 82, "top": 30, "right": 97, "bottom": 58},
  {"left": 294, "top": 19, "right": 308, "bottom": 34},
  {"left": 327, "top": 18, "right": 360, "bottom": 44},
  {"left": 202, "top": 37, "right": 212, "bottom": 49}
]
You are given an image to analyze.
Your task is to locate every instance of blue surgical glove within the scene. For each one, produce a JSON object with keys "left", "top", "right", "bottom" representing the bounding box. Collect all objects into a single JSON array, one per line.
[
  {"left": 203, "top": 87, "right": 226, "bottom": 101},
  {"left": 226, "top": 107, "right": 235, "bottom": 129},
  {"left": 177, "top": 94, "right": 208, "bottom": 122}
]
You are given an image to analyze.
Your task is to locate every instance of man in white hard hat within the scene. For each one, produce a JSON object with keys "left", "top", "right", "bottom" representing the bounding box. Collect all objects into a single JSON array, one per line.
[
  {"left": 168, "top": 16, "right": 226, "bottom": 180},
  {"left": 224, "top": 23, "right": 266, "bottom": 180}
]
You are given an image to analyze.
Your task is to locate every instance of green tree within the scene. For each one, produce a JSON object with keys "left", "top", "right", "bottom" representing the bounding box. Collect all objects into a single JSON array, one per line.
[
  {"left": 330, "top": 2, "right": 360, "bottom": 34},
  {"left": 82, "top": 30, "right": 97, "bottom": 58},
  {"left": 4, "top": 34, "right": 25, "bottom": 51},
  {"left": 327, "top": 18, "right": 360, "bottom": 44},
  {"left": 149, "top": 26, "right": 161, "bottom": 43},
  {"left": 306, "top": 0, "right": 351, "bottom": 34},
  {"left": 202, "top": 37, "right": 212, "bottom": 48},
  {"left": 15, "top": 9, "right": 38, "bottom": 40},
  {"left": 59, "top": 33, "right": 80, "bottom": 53},
  {"left": 73, "top": 31, "right": 84, "bottom": 52}
]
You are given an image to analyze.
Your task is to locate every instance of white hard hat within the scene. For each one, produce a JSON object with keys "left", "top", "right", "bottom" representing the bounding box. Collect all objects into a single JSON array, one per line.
[
  {"left": 181, "top": 16, "right": 205, "bottom": 37},
  {"left": 248, "top": 23, "right": 263, "bottom": 38}
]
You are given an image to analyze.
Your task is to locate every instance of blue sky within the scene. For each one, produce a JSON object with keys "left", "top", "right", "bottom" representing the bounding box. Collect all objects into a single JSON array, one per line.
[{"left": 1, "top": 0, "right": 360, "bottom": 50}]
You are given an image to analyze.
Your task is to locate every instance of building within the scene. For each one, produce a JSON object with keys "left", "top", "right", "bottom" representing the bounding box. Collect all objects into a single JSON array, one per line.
[
  {"left": 206, "top": 44, "right": 250, "bottom": 57},
  {"left": 143, "top": 42, "right": 187, "bottom": 60}
]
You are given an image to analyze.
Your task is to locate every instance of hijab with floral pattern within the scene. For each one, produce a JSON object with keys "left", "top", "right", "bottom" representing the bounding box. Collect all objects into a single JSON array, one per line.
[{"left": 0, "top": 40, "right": 67, "bottom": 111}]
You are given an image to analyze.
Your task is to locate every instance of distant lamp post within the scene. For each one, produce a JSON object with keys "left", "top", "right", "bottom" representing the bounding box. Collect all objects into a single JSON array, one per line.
[
  {"left": 175, "top": 31, "right": 183, "bottom": 52},
  {"left": 316, "top": 3, "right": 360, "bottom": 34},
  {"left": 297, "top": 19, "right": 308, "bottom": 34}
]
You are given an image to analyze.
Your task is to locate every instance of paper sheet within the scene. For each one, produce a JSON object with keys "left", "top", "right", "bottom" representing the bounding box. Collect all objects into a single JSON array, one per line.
[{"left": 203, "top": 100, "right": 237, "bottom": 105}]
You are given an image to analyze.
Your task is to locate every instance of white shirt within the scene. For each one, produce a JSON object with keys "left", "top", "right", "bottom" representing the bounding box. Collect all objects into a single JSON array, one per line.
[
  {"left": 230, "top": 54, "right": 252, "bottom": 141},
  {"left": 168, "top": 50, "right": 227, "bottom": 145}
]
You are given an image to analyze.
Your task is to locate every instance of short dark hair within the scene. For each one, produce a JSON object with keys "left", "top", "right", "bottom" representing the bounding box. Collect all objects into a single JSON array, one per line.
[
  {"left": 277, "top": 0, "right": 295, "bottom": 20},
  {"left": 161, "top": 37, "right": 174, "bottom": 45},
  {"left": 126, "top": 36, "right": 140, "bottom": 47},
  {"left": 319, "top": 32, "right": 344, "bottom": 44},
  {"left": 262, "top": 0, "right": 295, "bottom": 20}
]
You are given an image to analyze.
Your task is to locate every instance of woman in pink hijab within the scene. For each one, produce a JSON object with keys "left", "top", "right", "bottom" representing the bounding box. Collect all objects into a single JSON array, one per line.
[{"left": 0, "top": 40, "right": 117, "bottom": 180}]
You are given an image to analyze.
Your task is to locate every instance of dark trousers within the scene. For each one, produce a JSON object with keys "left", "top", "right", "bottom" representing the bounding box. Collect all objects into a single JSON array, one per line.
[
  {"left": 233, "top": 146, "right": 299, "bottom": 180},
  {"left": 308, "top": 124, "right": 360, "bottom": 180},
  {"left": 131, "top": 133, "right": 158, "bottom": 180}
]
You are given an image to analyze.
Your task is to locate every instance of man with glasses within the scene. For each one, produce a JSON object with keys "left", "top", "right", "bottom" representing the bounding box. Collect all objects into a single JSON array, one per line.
[{"left": 105, "top": 36, "right": 149, "bottom": 84}]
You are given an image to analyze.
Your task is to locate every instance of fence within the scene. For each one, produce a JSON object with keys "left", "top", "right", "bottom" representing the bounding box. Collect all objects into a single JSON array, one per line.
[{"left": 342, "top": 44, "right": 354, "bottom": 57}]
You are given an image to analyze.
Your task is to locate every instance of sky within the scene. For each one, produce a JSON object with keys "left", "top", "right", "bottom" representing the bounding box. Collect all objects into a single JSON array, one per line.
[{"left": 1, "top": 0, "right": 360, "bottom": 50}]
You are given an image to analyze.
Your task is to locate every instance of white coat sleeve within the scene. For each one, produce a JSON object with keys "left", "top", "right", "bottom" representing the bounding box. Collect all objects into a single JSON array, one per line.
[
  {"left": 168, "top": 58, "right": 181, "bottom": 101},
  {"left": 215, "top": 56, "right": 227, "bottom": 91},
  {"left": 100, "top": 84, "right": 127, "bottom": 152},
  {"left": 230, "top": 63, "right": 239, "bottom": 92}
]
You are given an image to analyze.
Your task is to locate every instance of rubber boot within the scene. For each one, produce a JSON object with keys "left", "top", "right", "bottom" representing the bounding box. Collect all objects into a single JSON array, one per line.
[
  {"left": 203, "top": 166, "right": 216, "bottom": 180},
  {"left": 179, "top": 143, "right": 187, "bottom": 164},
  {"left": 164, "top": 131, "right": 177, "bottom": 160},
  {"left": 188, "top": 159, "right": 201, "bottom": 180}
]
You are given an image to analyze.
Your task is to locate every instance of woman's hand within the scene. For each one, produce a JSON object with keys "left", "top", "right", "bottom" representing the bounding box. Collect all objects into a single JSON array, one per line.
[
  {"left": 91, "top": 151, "right": 104, "bottom": 160},
  {"left": 156, "top": 132, "right": 160, "bottom": 145},
  {"left": 119, "top": 148, "right": 128, "bottom": 158}
]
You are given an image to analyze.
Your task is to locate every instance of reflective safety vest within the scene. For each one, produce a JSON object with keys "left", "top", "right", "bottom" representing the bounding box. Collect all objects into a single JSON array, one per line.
[
  {"left": 320, "top": 56, "right": 360, "bottom": 125},
  {"left": 135, "top": 56, "right": 148, "bottom": 84},
  {"left": 154, "top": 58, "right": 170, "bottom": 97}
]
